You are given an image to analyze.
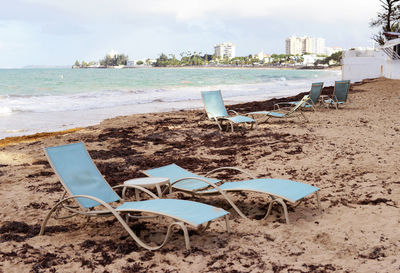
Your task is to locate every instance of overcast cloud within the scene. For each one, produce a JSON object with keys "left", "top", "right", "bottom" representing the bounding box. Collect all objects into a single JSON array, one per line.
[{"left": 0, "top": 0, "right": 380, "bottom": 67}]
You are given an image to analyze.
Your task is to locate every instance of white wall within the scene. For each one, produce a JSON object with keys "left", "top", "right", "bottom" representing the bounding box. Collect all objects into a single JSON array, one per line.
[
  {"left": 385, "top": 59, "right": 400, "bottom": 79},
  {"left": 342, "top": 49, "right": 400, "bottom": 82}
]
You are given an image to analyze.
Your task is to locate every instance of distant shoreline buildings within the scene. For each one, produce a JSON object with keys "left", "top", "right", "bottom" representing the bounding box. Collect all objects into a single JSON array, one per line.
[
  {"left": 285, "top": 35, "right": 341, "bottom": 56},
  {"left": 214, "top": 42, "right": 236, "bottom": 59},
  {"left": 73, "top": 38, "right": 343, "bottom": 69}
]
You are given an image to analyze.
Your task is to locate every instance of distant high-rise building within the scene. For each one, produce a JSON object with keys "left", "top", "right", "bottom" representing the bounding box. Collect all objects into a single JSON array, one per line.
[
  {"left": 214, "top": 42, "right": 236, "bottom": 59},
  {"left": 285, "top": 36, "right": 326, "bottom": 55},
  {"left": 313, "top": 38, "right": 326, "bottom": 55},
  {"left": 303, "top": 37, "right": 314, "bottom": 54},
  {"left": 286, "top": 36, "right": 303, "bottom": 55}
]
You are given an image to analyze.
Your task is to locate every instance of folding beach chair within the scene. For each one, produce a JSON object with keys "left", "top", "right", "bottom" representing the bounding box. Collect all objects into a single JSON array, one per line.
[
  {"left": 323, "top": 80, "right": 350, "bottom": 109},
  {"left": 39, "top": 143, "right": 230, "bottom": 250},
  {"left": 144, "top": 164, "right": 320, "bottom": 224},
  {"left": 274, "top": 82, "right": 324, "bottom": 111},
  {"left": 201, "top": 90, "right": 256, "bottom": 132},
  {"left": 248, "top": 95, "right": 311, "bottom": 122}
]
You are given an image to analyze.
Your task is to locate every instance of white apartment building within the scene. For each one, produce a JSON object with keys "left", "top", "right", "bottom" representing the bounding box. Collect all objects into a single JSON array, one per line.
[
  {"left": 285, "top": 36, "right": 326, "bottom": 55},
  {"left": 286, "top": 36, "right": 303, "bottom": 55},
  {"left": 303, "top": 37, "right": 314, "bottom": 54},
  {"left": 313, "top": 38, "right": 326, "bottom": 55},
  {"left": 214, "top": 42, "right": 236, "bottom": 59}
]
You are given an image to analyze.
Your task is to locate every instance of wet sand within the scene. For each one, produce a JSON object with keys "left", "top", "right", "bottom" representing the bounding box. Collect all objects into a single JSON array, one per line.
[{"left": 0, "top": 77, "right": 399, "bottom": 272}]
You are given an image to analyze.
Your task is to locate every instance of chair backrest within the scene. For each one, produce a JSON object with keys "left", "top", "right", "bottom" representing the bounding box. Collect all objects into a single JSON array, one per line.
[
  {"left": 288, "top": 95, "right": 310, "bottom": 115},
  {"left": 309, "top": 82, "right": 323, "bottom": 104},
  {"left": 144, "top": 164, "right": 220, "bottom": 191},
  {"left": 45, "top": 142, "right": 120, "bottom": 209},
  {"left": 333, "top": 80, "right": 350, "bottom": 102},
  {"left": 201, "top": 90, "right": 229, "bottom": 119}
]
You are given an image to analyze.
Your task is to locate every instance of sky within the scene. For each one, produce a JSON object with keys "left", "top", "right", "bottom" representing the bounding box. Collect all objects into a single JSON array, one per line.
[{"left": 0, "top": 0, "right": 381, "bottom": 68}]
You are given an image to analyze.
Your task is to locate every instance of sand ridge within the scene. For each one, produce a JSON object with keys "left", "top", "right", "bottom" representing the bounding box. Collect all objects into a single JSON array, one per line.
[{"left": 0, "top": 77, "right": 399, "bottom": 272}]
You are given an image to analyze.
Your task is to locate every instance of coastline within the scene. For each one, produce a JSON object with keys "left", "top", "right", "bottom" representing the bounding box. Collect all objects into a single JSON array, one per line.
[
  {"left": 0, "top": 83, "right": 335, "bottom": 146},
  {"left": 78, "top": 65, "right": 342, "bottom": 71},
  {"left": 0, "top": 77, "right": 399, "bottom": 272},
  {"left": 0, "top": 67, "right": 341, "bottom": 140}
]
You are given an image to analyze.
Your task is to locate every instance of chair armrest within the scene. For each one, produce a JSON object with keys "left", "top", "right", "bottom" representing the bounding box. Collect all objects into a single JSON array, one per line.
[
  {"left": 273, "top": 102, "right": 292, "bottom": 110},
  {"left": 205, "top": 111, "right": 218, "bottom": 121},
  {"left": 113, "top": 185, "right": 159, "bottom": 200},
  {"left": 227, "top": 109, "right": 239, "bottom": 115},
  {"left": 205, "top": 167, "right": 257, "bottom": 179}
]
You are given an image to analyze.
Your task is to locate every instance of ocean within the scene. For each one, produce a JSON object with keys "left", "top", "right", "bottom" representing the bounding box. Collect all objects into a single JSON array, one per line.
[{"left": 0, "top": 67, "right": 341, "bottom": 139}]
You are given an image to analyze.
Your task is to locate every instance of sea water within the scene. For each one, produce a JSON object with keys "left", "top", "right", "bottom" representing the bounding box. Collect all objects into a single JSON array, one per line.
[{"left": 0, "top": 67, "right": 341, "bottom": 139}]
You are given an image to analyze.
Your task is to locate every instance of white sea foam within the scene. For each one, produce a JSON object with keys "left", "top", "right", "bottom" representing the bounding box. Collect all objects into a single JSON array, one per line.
[
  {"left": 0, "top": 106, "right": 12, "bottom": 116},
  {"left": 0, "top": 76, "right": 339, "bottom": 114},
  {"left": 0, "top": 68, "right": 341, "bottom": 139}
]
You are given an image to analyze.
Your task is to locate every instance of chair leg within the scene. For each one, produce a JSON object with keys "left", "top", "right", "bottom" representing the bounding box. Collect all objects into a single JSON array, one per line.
[
  {"left": 316, "top": 191, "right": 321, "bottom": 211},
  {"left": 275, "top": 198, "right": 290, "bottom": 224},
  {"left": 174, "top": 221, "right": 190, "bottom": 249},
  {"left": 253, "top": 120, "right": 258, "bottom": 129},
  {"left": 216, "top": 120, "right": 223, "bottom": 131},
  {"left": 264, "top": 201, "right": 275, "bottom": 220},
  {"left": 225, "top": 215, "right": 231, "bottom": 233},
  {"left": 263, "top": 198, "right": 290, "bottom": 224},
  {"left": 196, "top": 221, "right": 211, "bottom": 233}
]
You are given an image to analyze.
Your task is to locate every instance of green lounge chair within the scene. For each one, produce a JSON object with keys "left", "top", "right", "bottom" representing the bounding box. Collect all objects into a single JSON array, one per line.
[
  {"left": 248, "top": 95, "right": 311, "bottom": 122},
  {"left": 274, "top": 82, "right": 324, "bottom": 111},
  {"left": 201, "top": 90, "right": 256, "bottom": 132},
  {"left": 143, "top": 164, "right": 320, "bottom": 224},
  {"left": 39, "top": 143, "right": 230, "bottom": 250},
  {"left": 323, "top": 80, "right": 350, "bottom": 109}
]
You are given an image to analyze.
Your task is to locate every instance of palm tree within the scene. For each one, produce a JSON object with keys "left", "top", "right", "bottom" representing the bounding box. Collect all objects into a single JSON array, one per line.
[{"left": 370, "top": 0, "right": 400, "bottom": 44}]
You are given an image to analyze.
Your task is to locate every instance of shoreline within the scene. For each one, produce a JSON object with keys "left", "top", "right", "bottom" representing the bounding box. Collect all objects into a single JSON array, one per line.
[
  {"left": 0, "top": 81, "right": 344, "bottom": 146},
  {"left": 75, "top": 65, "right": 342, "bottom": 71},
  {"left": 0, "top": 67, "right": 342, "bottom": 140}
]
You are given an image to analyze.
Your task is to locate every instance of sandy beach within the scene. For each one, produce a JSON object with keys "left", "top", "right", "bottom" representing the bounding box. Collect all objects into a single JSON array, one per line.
[{"left": 0, "top": 77, "right": 399, "bottom": 272}]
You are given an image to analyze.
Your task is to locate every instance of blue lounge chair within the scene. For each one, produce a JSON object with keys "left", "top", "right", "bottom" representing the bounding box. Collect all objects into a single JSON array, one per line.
[
  {"left": 144, "top": 164, "right": 321, "bottom": 224},
  {"left": 39, "top": 143, "right": 230, "bottom": 250},
  {"left": 201, "top": 90, "right": 256, "bottom": 132},
  {"left": 248, "top": 95, "right": 311, "bottom": 122},
  {"left": 274, "top": 82, "right": 324, "bottom": 111},
  {"left": 323, "top": 80, "right": 350, "bottom": 109}
]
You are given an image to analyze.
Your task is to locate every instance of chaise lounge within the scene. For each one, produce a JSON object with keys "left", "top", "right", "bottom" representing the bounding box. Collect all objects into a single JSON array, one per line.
[
  {"left": 144, "top": 164, "right": 320, "bottom": 224},
  {"left": 248, "top": 95, "right": 311, "bottom": 122},
  {"left": 274, "top": 82, "right": 324, "bottom": 111},
  {"left": 323, "top": 80, "right": 350, "bottom": 109},
  {"left": 201, "top": 90, "right": 256, "bottom": 132},
  {"left": 39, "top": 142, "right": 230, "bottom": 250}
]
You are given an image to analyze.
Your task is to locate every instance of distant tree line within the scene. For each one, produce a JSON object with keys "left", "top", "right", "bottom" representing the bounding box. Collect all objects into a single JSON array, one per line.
[
  {"left": 73, "top": 50, "right": 342, "bottom": 68},
  {"left": 73, "top": 53, "right": 128, "bottom": 68},
  {"left": 154, "top": 52, "right": 213, "bottom": 67},
  {"left": 153, "top": 52, "right": 334, "bottom": 67},
  {"left": 99, "top": 54, "right": 128, "bottom": 66},
  {"left": 73, "top": 60, "right": 97, "bottom": 68},
  {"left": 314, "top": 51, "right": 343, "bottom": 66}
]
